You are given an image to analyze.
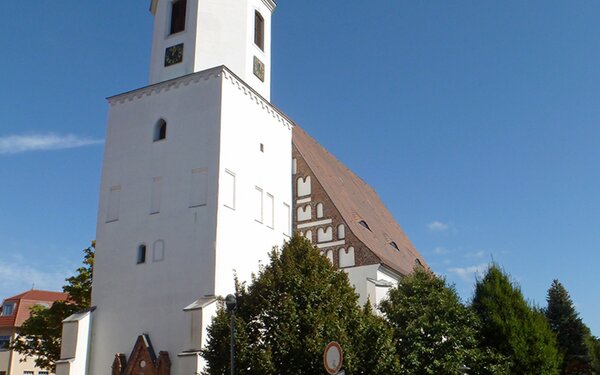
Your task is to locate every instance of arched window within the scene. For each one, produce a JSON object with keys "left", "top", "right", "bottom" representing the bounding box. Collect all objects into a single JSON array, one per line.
[
  {"left": 389, "top": 241, "right": 400, "bottom": 251},
  {"left": 137, "top": 244, "right": 147, "bottom": 264},
  {"left": 154, "top": 119, "right": 167, "bottom": 141}
]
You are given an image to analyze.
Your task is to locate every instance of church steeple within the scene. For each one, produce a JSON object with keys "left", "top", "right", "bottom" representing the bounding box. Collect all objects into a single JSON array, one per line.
[{"left": 149, "top": 0, "right": 275, "bottom": 100}]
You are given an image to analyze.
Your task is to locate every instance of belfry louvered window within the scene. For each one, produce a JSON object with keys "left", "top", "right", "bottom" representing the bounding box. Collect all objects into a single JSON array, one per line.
[{"left": 254, "top": 11, "right": 264, "bottom": 50}]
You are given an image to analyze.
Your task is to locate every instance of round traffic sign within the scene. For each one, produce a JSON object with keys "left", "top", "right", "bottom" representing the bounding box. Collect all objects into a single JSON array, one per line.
[{"left": 323, "top": 341, "right": 343, "bottom": 374}]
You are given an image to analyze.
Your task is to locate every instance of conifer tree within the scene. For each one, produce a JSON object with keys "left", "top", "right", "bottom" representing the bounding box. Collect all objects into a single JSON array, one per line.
[
  {"left": 472, "top": 265, "right": 560, "bottom": 375},
  {"left": 546, "top": 279, "right": 592, "bottom": 374},
  {"left": 202, "top": 235, "right": 400, "bottom": 375},
  {"left": 379, "top": 268, "right": 508, "bottom": 375}
]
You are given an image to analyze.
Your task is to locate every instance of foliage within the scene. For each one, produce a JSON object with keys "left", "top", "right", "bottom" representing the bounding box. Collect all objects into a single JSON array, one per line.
[
  {"left": 472, "top": 264, "right": 560, "bottom": 375},
  {"left": 379, "top": 267, "right": 508, "bottom": 375},
  {"left": 202, "top": 234, "right": 399, "bottom": 375},
  {"left": 546, "top": 279, "right": 592, "bottom": 374},
  {"left": 8, "top": 242, "right": 95, "bottom": 372}
]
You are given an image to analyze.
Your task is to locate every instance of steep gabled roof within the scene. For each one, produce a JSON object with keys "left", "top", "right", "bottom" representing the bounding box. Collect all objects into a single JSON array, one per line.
[
  {"left": 0, "top": 290, "right": 68, "bottom": 328},
  {"left": 293, "top": 126, "right": 428, "bottom": 276}
]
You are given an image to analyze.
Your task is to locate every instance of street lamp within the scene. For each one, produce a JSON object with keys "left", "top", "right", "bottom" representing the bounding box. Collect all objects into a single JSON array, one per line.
[
  {"left": 459, "top": 365, "right": 470, "bottom": 374},
  {"left": 225, "top": 294, "right": 237, "bottom": 375}
]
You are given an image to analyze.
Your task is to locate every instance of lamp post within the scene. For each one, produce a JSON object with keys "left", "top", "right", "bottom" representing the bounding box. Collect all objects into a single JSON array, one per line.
[{"left": 225, "top": 294, "right": 237, "bottom": 375}]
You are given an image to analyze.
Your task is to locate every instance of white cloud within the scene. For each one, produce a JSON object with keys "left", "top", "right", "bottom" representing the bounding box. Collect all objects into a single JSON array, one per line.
[
  {"left": 0, "top": 133, "right": 103, "bottom": 155},
  {"left": 465, "top": 250, "right": 486, "bottom": 259},
  {"left": 447, "top": 263, "right": 489, "bottom": 282},
  {"left": 0, "top": 258, "right": 71, "bottom": 298},
  {"left": 433, "top": 246, "right": 450, "bottom": 254},
  {"left": 427, "top": 221, "right": 449, "bottom": 232}
]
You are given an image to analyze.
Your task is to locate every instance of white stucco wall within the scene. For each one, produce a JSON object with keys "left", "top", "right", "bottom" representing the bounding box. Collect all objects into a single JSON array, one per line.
[
  {"left": 345, "top": 264, "right": 400, "bottom": 308},
  {"left": 214, "top": 70, "right": 292, "bottom": 296},
  {"left": 88, "top": 68, "right": 291, "bottom": 375},
  {"left": 91, "top": 71, "right": 223, "bottom": 375}
]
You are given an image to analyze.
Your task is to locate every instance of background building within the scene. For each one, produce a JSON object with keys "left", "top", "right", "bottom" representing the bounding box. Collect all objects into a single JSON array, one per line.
[{"left": 0, "top": 290, "right": 68, "bottom": 375}]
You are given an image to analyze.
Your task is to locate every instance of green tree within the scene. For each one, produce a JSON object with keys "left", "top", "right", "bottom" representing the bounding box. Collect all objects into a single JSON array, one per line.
[
  {"left": 583, "top": 328, "right": 600, "bottom": 374},
  {"left": 379, "top": 267, "right": 508, "bottom": 375},
  {"left": 8, "top": 242, "right": 95, "bottom": 372},
  {"left": 472, "top": 264, "right": 560, "bottom": 375},
  {"left": 546, "top": 279, "right": 592, "bottom": 374},
  {"left": 202, "top": 234, "right": 399, "bottom": 375}
]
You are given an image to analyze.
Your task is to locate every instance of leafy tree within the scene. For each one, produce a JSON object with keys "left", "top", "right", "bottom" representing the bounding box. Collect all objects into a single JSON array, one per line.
[
  {"left": 583, "top": 328, "right": 600, "bottom": 374},
  {"left": 202, "top": 234, "right": 400, "bottom": 375},
  {"left": 472, "top": 264, "right": 560, "bottom": 375},
  {"left": 379, "top": 267, "right": 508, "bottom": 375},
  {"left": 546, "top": 279, "right": 592, "bottom": 374},
  {"left": 8, "top": 242, "right": 95, "bottom": 372}
]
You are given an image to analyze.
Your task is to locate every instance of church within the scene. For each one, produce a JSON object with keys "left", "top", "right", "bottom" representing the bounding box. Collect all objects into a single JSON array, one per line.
[{"left": 55, "top": 1, "right": 427, "bottom": 374}]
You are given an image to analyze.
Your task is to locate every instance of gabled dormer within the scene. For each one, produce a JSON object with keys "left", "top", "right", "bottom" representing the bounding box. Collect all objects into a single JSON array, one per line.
[{"left": 149, "top": 0, "right": 276, "bottom": 100}]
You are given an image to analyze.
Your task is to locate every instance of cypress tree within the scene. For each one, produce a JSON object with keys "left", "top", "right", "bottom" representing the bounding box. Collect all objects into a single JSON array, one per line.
[
  {"left": 472, "top": 265, "right": 560, "bottom": 375},
  {"left": 546, "top": 280, "right": 592, "bottom": 374}
]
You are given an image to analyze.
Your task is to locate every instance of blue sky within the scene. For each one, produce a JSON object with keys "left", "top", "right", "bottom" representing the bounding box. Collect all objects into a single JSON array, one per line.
[{"left": 0, "top": 2, "right": 598, "bottom": 335}]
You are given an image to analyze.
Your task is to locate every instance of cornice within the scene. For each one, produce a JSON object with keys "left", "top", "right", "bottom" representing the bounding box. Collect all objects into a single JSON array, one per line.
[{"left": 107, "top": 66, "right": 293, "bottom": 131}]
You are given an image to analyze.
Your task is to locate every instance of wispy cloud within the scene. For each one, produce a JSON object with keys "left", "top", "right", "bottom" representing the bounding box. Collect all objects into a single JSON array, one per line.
[
  {"left": 433, "top": 246, "right": 450, "bottom": 255},
  {"left": 465, "top": 250, "right": 486, "bottom": 259},
  {"left": 428, "top": 221, "right": 449, "bottom": 232},
  {"left": 0, "top": 133, "right": 103, "bottom": 155},
  {"left": 0, "top": 258, "right": 71, "bottom": 297},
  {"left": 448, "top": 263, "right": 489, "bottom": 282}
]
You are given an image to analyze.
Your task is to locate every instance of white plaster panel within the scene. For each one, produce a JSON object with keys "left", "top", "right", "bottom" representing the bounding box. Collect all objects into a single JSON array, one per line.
[
  {"left": 297, "top": 176, "right": 311, "bottom": 197},
  {"left": 339, "top": 247, "right": 355, "bottom": 268},
  {"left": 317, "top": 226, "right": 333, "bottom": 243},
  {"left": 297, "top": 205, "right": 312, "bottom": 222}
]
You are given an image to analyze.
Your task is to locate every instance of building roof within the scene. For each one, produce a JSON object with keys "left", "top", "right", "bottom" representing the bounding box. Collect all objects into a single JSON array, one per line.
[
  {"left": 292, "top": 126, "right": 428, "bottom": 276},
  {"left": 0, "top": 289, "right": 69, "bottom": 328}
]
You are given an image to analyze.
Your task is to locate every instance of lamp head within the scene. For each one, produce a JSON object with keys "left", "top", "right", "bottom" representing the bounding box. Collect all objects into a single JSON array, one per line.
[{"left": 225, "top": 294, "right": 237, "bottom": 312}]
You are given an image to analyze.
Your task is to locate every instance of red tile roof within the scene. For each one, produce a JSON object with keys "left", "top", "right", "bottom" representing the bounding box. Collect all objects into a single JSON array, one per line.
[
  {"left": 293, "top": 126, "right": 428, "bottom": 276},
  {"left": 0, "top": 290, "right": 69, "bottom": 328}
]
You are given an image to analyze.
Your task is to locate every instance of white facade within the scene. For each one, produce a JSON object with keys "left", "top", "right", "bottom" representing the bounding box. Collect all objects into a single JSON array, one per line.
[
  {"left": 85, "top": 67, "right": 291, "bottom": 374},
  {"left": 149, "top": 0, "right": 275, "bottom": 100}
]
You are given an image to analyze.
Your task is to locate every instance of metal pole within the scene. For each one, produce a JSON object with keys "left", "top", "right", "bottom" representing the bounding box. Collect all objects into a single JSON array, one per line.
[{"left": 230, "top": 310, "right": 236, "bottom": 375}]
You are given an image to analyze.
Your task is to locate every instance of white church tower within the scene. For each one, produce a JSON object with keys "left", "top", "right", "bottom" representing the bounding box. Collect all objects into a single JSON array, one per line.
[{"left": 56, "top": 1, "right": 291, "bottom": 374}]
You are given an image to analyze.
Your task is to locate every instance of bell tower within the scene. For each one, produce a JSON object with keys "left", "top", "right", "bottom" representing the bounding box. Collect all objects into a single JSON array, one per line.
[{"left": 149, "top": 0, "right": 275, "bottom": 100}]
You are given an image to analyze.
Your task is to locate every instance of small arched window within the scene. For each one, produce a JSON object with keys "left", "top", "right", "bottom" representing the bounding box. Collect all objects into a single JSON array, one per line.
[
  {"left": 137, "top": 244, "right": 147, "bottom": 264},
  {"left": 154, "top": 119, "right": 167, "bottom": 141}
]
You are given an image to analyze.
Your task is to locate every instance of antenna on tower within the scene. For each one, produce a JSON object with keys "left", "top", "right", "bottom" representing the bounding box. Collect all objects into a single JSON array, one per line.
[{"left": 31, "top": 283, "right": 35, "bottom": 290}]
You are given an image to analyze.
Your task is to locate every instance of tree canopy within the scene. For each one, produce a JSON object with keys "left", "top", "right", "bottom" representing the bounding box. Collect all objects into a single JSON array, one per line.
[
  {"left": 379, "top": 268, "right": 508, "bottom": 375},
  {"left": 473, "top": 265, "right": 560, "bottom": 375},
  {"left": 202, "top": 234, "right": 399, "bottom": 375},
  {"left": 8, "top": 242, "right": 94, "bottom": 372}
]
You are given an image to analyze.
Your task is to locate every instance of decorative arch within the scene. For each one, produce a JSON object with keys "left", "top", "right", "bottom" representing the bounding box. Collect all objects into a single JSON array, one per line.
[
  {"left": 326, "top": 249, "right": 334, "bottom": 264},
  {"left": 316, "top": 203, "right": 324, "bottom": 218},
  {"left": 112, "top": 334, "right": 171, "bottom": 375},
  {"left": 337, "top": 224, "right": 345, "bottom": 239},
  {"left": 317, "top": 226, "right": 333, "bottom": 243},
  {"left": 339, "top": 247, "right": 355, "bottom": 268},
  {"left": 297, "top": 205, "right": 312, "bottom": 221},
  {"left": 297, "top": 176, "right": 311, "bottom": 197},
  {"left": 305, "top": 230, "right": 313, "bottom": 242}
]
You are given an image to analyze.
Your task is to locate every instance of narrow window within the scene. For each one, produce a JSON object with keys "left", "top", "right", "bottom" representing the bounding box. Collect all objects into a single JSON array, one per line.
[
  {"left": 106, "top": 186, "right": 121, "bottom": 223},
  {"left": 0, "top": 336, "right": 10, "bottom": 350},
  {"left": 189, "top": 168, "right": 208, "bottom": 207},
  {"left": 137, "top": 244, "right": 147, "bottom": 264},
  {"left": 390, "top": 242, "right": 400, "bottom": 251},
  {"left": 254, "top": 11, "right": 264, "bottom": 51},
  {"left": 265, "top": 193, "right": 274, "bottom": 228},
  {"left": 223, "top": 170, "right": 236, "bottom": 209},
  {"left": 154, "top": 119, "right": 167, "bottom": 141},
  {"left": 260, "top": 143, "right": 264, "bottom": 152},
  {"left": 150, "top": 177, "right": 162, "bottom": 214},
  {"left": 283, "top": 203, "right": 291, "bottom": 236},
  {"left": 170, "top": 0, "right": 187, "bottom": 35},
  {"left": 255, "top": 187, "right": 263, "bottom": 223}
]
